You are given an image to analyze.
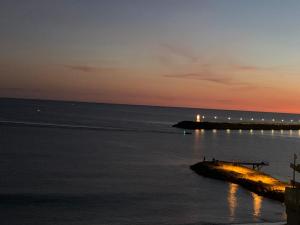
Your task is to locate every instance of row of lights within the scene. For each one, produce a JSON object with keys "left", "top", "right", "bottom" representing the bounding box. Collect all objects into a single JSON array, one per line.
[
  {"left": 196, "top": 114, "right": 297, "bottom": 123},
  {"left": 197, "top": 129, "right": 300, "bottom": 134}
]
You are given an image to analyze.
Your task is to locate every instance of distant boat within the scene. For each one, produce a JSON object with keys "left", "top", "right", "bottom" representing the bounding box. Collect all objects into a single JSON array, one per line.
[{"left": 183, "top": 130, "right": 192, "bottom": 135}]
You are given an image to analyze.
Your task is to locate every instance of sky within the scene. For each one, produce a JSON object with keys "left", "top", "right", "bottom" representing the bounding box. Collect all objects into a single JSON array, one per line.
[{"left": 1, "top": 0, "right": 300, "bottom": 113}]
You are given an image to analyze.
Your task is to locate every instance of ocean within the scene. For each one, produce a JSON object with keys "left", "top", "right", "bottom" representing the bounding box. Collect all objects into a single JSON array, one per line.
[{"left": 1, "top": 98, "right": 299, "bottom": 225}]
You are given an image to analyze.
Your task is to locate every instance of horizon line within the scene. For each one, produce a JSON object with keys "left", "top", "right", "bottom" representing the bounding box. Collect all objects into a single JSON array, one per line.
[{"left": 1, "top": 96, "right": 300, "bottom": 116}]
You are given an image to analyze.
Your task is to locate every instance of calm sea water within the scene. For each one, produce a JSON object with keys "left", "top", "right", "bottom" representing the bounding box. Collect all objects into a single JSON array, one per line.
[{"left": 1, "top": 98, "right": 300, "bottom": 225}]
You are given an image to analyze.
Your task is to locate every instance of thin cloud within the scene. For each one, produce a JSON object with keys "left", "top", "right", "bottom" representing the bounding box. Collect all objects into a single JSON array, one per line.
[
  {"left": 160, "top": 43, "right": 199, "bottom": 62},
  {"left": 63, "top": 65, "right": 100, "bottom": 73},
  {"left": 62, "top": 64, "right": 122, "bottom": 74},
  {"left": 233, "top": 65, "right": 260, "bottom": 71},
  {"left": 163, "top": 72, "right": 244, "bottom": 86},
  {"left": 162, "top": 71, "right": 265, "bottom": 92},
  {"left": 230, "top": 64, "right": 271, "bottom": 72}
]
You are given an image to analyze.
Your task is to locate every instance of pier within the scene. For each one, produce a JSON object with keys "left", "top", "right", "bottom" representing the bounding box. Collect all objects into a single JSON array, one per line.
[
  {"left": 191, "top": 160, "right": 290, "bottom": 202},
  {"left": 173, "top": 121, "right": 300, "bottom": 130},
  {"left": 217, "top": 160, "right": 269, "bottom": 170}
]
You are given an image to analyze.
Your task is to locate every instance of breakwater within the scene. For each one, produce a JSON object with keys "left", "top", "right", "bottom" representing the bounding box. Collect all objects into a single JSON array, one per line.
[
  {"left": 174, "top": 121, "right": 300, "bottom": 130},
  {"left": 190, "top": 161, "right": 289, "bottom": 202}
]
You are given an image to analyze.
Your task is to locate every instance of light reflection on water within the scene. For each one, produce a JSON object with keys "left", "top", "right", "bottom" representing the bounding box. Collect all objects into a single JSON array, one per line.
[
  {"left": 196, "top": 128, "right": 300, "bottom": 138},
  {"left": 228, "top": 183, "right": 263, "bottom": 221},
  {"left": 193, "top": 129, "right": 203, "bottom": 160},
  {"left": 252, "top": 192, "right": 262, "bottom": 218},
  {"left": 228, "top": 183, "right": 238, "bottom": 222}
]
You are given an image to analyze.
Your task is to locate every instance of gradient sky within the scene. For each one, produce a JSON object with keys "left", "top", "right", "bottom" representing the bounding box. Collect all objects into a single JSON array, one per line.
[{"left": 2, "top": 0, "right": 300, "bottom": 113}]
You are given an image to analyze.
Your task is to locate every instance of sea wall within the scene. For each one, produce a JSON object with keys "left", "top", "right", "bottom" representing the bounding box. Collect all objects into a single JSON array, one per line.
[
  {"left": 191, "top": 161, "right": 288, "bottom": 202},
  {"left": 173, "top": 121, "right": 300, "bottom": 130},
  {"left": 285, "top": 187, "right": 300, "bottom": 225}
]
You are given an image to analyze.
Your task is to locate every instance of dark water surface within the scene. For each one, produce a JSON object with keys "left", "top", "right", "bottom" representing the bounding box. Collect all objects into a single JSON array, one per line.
[{"left": 1, "top": 98, "right": 299, "bottom": 225}]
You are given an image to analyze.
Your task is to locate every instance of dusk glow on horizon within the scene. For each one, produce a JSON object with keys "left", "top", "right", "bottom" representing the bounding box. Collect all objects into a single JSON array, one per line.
[{"left": 2, "top": 0, "right": 300, "bottom": 113}]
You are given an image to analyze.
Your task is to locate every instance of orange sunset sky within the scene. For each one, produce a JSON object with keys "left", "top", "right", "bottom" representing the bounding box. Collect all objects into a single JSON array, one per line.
[{"left": 1, "top": 0, "right": 300, "bottom": 113}]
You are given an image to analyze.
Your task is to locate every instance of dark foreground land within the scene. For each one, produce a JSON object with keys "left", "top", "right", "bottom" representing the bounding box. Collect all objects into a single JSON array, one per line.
[{"left": 174, "top": 121, "right": 300, "bottom": 130}]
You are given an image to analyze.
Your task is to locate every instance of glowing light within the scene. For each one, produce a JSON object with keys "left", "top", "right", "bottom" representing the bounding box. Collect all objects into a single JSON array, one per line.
[
  {"left": 280, "top": 130, "right": 283, "bottom": 134},
  {"left": 216, "top": 163, "right": 289, "bottom": 192},
  {"left": 261, "top": 130, "right": 264, "bottom": 134},
  {"left": 250, "top": 129, "right": 253, "bottom": 134},
  {"left": 228, "top": 183, "right": 238, "bottom": 220},
  {"left": 201, "top": 129, "right": 204, "bottom": 133},
  {"left": 196, "top": 114, "right": 201, "bottom": 122},
  {"left": 239, "top": 129, "right": 242, "bottom": 133},
  {"left": 202, "top": 116, "right": 205, "bottom": 119},
  {"left": 226, "top": 129, "right": 231, "bottom": 133},
  {"left": 240, "top": 118, "right": 243, "bottom": 121},
  {"left": 271, "top": 129, "right": 274, "bottom": 134},
  {"left": 251, "top": 118, "right": 254, "bottom": 121},
  {"left": 228, "top": 117, "right": 231, "bottom": 120},
  {"left": 281, "top": 119, "right": 284, "bottom": 122},
  {"left": 252, "top": 192, "right": 262, "bottom": 218},
  {"left": 272, "top": 118, "right": 275, "bottom": 122},
  {"left": 193, "top": 129, "right": 201, "bottom": 158},
  {"left": 291, "top": 120, "right": 294, "bottom": 122},
  {"left": 261, "top": 118, "right": 264, "bottom": 121},
  {"left": 213, "top": 129, "right": 217, "bottom": 133},
  {"left": 214, "top": 116, "right": 217, "bottom": 119}
]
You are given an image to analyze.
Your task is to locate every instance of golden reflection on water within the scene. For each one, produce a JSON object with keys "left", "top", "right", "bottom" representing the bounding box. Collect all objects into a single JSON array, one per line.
[
  {"left": 228, "top": 183, "right": 238, "bottom": 221},
  {"left": 193, "top": 129, "right": 202, "bottom": 159},
  {"left": 251, "top": 192, "right": 262, "bottom": 218}
]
